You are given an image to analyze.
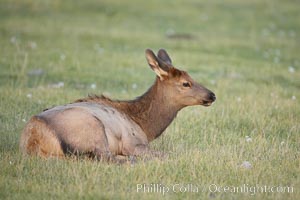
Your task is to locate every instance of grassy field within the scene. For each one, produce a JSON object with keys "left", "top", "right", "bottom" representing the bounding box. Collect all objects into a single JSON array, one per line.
[{"left": 0, "top": 0, "right": 299, "bottom": 199}]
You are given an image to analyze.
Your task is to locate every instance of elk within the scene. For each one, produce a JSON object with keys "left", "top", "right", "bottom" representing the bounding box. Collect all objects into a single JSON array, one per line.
[{"left": 20, "top": 49, "right": 216, "bottom": 162}]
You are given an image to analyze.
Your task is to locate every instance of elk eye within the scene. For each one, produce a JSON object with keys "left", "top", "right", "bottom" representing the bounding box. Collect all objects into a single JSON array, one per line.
[{"left": 182, "top": 82, "right": 190, "bottom": 87}]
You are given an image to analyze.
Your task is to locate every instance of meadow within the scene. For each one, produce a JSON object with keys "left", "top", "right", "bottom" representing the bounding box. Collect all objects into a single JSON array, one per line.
[{"left": 0, "top": 0, "right": 299, "bottom": 199}]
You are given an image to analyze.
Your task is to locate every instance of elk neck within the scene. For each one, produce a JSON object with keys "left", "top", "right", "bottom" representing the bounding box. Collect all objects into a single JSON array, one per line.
[{"left": 118, "top": 78, "right": 184, "bottom": 141}]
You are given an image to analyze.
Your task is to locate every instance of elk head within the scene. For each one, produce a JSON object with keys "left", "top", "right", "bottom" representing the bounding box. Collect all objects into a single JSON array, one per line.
[{"left": 145, "top": 49, "right": 216, "bottom": 108}]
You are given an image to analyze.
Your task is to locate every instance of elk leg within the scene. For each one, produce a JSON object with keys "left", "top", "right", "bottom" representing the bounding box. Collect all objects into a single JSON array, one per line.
[
  {"left": 133, "top": 144, "right": 167, "bottom": 159},
  {"left": 92, "top": 127, "right": 134, "bottom": 164}
]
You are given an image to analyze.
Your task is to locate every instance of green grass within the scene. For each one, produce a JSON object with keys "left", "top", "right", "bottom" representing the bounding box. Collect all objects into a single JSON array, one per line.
[{"left": 0, "top": 0, "right": 299, "bottom": 199}]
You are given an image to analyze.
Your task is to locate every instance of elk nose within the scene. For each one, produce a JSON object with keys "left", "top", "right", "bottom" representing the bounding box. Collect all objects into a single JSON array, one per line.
[{"left": 210, "top": 92, "right": 216, "bottom": 102}]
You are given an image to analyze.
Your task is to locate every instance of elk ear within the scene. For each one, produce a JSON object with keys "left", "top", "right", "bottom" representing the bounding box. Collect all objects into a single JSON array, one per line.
[
  {"left": 157, "top": 49, "right": 172, "bottom": 65},
  {"left": 145, "top": 49, "right": 169, "bottom": 80}
]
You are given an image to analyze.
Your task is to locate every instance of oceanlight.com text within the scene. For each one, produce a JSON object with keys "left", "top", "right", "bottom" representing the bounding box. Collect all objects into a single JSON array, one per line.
[
  {"left": 208, "top": 184, "right": 294, "bottom": 196},
  {"left": 136, "top": 183, "right": 294, "bottom": 196}
]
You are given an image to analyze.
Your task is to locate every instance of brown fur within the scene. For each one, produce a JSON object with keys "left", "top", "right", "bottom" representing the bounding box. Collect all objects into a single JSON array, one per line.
[
  {"left": 75, "top": 79, "right": 178, "bottom": 141},
  {"left": 20, "top": 49, "right": 216, "bottom": 162},
  {"left": 20, "top": 116, "right": 64, "bottom": 158}
]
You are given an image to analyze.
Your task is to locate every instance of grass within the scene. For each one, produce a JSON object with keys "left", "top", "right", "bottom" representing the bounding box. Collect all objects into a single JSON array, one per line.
[{"left": 0, "top": 0, "right": 299, "bottom": 199}]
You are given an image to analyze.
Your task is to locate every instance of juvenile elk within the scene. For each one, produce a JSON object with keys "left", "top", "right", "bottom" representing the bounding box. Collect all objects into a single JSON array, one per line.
[{"left": 20, "top": 49, "right": 216, "bottom": 162}]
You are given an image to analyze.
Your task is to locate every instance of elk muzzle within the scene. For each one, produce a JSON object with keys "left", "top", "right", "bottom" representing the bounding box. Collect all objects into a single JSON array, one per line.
[{"left": 202, "top": 91, "right": 216, "bottom": 106}]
